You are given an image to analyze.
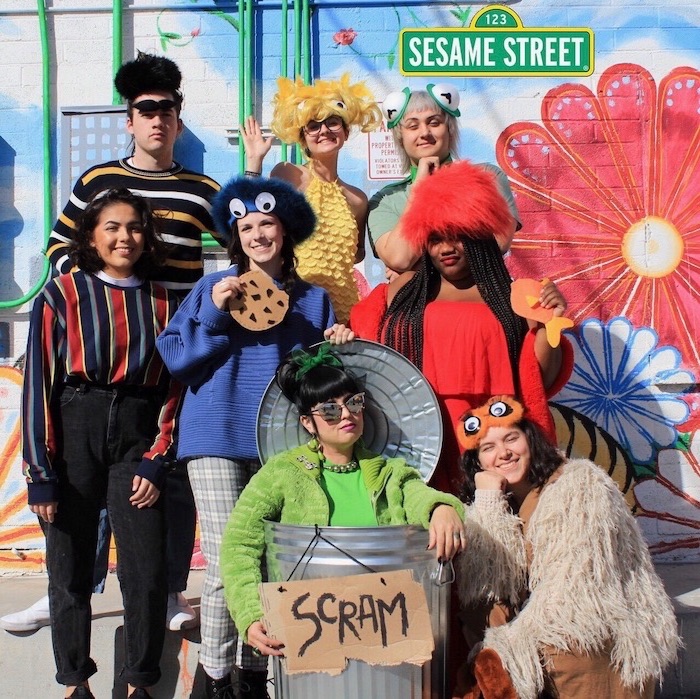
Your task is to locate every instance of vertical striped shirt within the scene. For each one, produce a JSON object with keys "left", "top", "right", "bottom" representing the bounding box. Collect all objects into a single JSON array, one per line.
[
  {"left": 22, "top": 271, "right": 182, "bottom": 503},
  {"left": 47, "top": 159, "right": 224, "bottom": 296}
]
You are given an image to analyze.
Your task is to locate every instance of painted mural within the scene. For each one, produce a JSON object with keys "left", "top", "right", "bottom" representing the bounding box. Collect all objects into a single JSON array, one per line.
[{"left": 0, "top": 0, "right": 699, "bottom": 570}]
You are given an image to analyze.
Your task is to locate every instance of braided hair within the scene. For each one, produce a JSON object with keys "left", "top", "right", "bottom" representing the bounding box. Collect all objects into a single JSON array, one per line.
[{"left": 380, "top": 236, "right": 527, "bottom": 385}]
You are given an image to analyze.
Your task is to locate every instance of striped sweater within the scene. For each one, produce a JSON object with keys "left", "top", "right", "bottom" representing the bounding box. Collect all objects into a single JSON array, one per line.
[
  {"left": 47, "top": 159, "right": 223, "bottom": 295},
  {"left": 22, "top": 271, "right": 182, "bottom": 504}
]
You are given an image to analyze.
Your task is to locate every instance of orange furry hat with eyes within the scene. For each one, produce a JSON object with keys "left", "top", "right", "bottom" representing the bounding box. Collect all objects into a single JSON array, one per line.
[
  {"left": 457, "top": 395, "right": 525, "bottom": 452},
  {"left": 399, "top": 160, "right": 516, "bottom": 253}
]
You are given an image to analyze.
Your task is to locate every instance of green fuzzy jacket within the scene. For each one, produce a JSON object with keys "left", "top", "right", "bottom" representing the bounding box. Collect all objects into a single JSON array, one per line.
[{"left": 220, "top": 443, "right": 464, "bottom": 641}]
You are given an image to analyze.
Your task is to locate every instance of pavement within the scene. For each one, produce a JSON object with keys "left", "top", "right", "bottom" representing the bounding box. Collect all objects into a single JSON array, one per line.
[
  {"left": 0, "top": 564, "right": 698, "bottom": 698},
  {"left": 0, "top": 570, "right": 225, "bottom": 699}
]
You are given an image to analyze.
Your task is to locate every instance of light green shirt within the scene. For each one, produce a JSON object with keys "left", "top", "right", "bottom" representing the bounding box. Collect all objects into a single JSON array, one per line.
[{"left": 319, "top": 468, "right": 378, "bottom": 526}]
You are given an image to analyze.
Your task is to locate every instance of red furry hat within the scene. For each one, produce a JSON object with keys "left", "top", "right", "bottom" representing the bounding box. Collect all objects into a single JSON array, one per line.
[{"left": 400, "top": 161, "right": 515, "bottom": 253}]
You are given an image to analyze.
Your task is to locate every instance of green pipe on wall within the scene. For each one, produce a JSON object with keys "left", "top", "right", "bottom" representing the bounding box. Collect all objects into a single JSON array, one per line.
[
  {"left": 280, "top": 0, "right": 289, "bottom": 162},
  {"left": 302, "top": 0, "right": 311, "bottom": 84},
  {"left": 238, "top": 0, "right": 246, "bottom": 172},
  {"left": 0, "top": 0, "right": 51, "bottom": 310},
  {"left": 112, "top": 0, "right": 122, "bottom": 105}
]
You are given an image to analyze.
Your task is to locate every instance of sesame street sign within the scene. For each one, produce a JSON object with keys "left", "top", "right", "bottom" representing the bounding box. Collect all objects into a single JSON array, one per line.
[{"left": 400, "top": 5, "right": 594, "bottom": 77}]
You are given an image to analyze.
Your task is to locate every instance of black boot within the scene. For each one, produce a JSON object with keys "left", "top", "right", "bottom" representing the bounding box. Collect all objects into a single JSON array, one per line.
[
  {"left": 68, "top": 688, "right": 96, "bottom": 699},
  {"left": 204, "top": 671, "right": 235, "bottom": 699},
  {"left": 233, "top": 669, "right": 270, "bottom": 699}
]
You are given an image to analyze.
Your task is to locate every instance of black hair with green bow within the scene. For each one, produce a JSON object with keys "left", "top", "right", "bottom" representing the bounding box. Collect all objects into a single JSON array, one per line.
[{"left": 276, "top": 343, "right": 361, "bottom": 415}]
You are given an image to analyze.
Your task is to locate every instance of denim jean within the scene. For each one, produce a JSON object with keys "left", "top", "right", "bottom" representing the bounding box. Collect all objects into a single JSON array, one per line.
[
  {"left": 90, "top": 460, "right": 195, "bottom": 594},
  {"left": 163, "top": 460, "right": 196, "bottom": 592},
  {"left": 46, "top": 383, "right": 167, "bottom": 688}
]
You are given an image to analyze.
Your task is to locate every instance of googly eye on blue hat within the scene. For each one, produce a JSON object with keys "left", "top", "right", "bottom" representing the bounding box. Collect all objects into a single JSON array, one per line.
[
  {"left": 212, "top": 176, "right": 316, "bottom": 246},
  {"left": 381, "top": 87, "right": 412, "bottom": 129},
  {"left": 228, "top": 192, "right": 278, "bottom": 226},
  {"left": 426, "top": 83, "right": 460, "bottom": 117}
]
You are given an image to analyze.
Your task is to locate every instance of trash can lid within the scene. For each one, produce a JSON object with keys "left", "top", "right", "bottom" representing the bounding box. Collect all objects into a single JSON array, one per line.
[{"left": 256, "top": 339, "right": 443, "bottom": 482}]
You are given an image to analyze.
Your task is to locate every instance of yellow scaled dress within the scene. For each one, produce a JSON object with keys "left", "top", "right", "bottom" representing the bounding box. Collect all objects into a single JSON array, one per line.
[{"left": 295, "top": 165, "right": 360, "bottom": 324}]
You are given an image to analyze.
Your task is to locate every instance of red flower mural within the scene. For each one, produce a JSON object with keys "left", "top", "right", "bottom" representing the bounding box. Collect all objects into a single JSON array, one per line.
[
  {"left": 497, "top": 64, "right": 700, "bottom": 367},
  {"left": 333, "top": 28, "right": 358, "bottom": 46}
]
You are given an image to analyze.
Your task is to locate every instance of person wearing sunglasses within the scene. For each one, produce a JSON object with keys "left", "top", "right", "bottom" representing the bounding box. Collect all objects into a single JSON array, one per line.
[
  {"left": 239, "top": 74, "right": 381, "bottom": 324},
  {"left": 219, "top": 342, "right": 465, "bottom": 661},
  {"left": 367, "top": 83, "right": 521, "bottom": 276},
  {"left": 47, "top": 52, "right": 223, "bottom": 296}
]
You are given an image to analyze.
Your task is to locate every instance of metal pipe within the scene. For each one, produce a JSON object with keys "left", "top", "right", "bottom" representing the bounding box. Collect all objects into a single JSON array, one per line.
[
  {"left": 112, "top": 0, "right": 122, "bottom": 105},
  {"left": 301, "top": 0, "right": 311, "bottom": 84},
  {"left": 280, "top": 0, "right": 289, "bottom": 162},
  {"left": 245, "top": 0, "right": 254, "bottom": 118},
  {"left": 238, "top": 0, "right": 246, "bottom": 172},
  {"left": 0, "top": 0, "right": 51, "bottom": 310},
  {"left": 292, "top": 0, "right": 303, "bottom": 163},
  {"left": 1, "top": 0, "right": 519, "bottom": 14},
  {"left": 2, "top": 0, "right": 518, "bottom": 14}
]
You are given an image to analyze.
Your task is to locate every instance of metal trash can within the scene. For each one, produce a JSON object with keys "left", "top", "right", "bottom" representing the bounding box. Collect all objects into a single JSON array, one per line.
[{"left": 264, "top": 522, "right": 451, "bottom": 699}]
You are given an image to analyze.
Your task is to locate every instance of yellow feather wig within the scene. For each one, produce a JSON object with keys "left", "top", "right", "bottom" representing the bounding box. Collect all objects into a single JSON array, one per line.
[{"left": 270, "top": 74, "right": 381, "bottom": 145}]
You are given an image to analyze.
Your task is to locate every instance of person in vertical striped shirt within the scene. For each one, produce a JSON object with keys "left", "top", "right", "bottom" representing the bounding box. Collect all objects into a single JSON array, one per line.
[
  {"left": 23, "top": 189, "right": 181, "bottom": 699},
  {"left": 45, "top": 52, "right": 212, "bottom": 633}
]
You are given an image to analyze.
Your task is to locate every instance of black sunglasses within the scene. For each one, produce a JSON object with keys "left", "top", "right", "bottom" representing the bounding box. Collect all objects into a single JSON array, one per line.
[
  {"left": 132, "top": 99, "right": 178, "bottom": 113},
  {"left": 304, "top": 116, "right": 345, "bottom": 135}
]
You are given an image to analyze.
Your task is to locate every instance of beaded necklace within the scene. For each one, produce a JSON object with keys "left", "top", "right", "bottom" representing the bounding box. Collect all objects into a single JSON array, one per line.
[{"left": 322, "top": 458, "right": 360, "bottom": 474}]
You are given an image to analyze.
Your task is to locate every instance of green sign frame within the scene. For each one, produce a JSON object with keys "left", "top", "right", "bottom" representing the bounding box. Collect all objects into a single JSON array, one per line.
[{"left": 400, "top": 5, "right": 594, "bottom": 77}]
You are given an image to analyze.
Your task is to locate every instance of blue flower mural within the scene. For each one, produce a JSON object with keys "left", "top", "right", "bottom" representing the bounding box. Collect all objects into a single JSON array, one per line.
[{"left": 555, "top": 317, "right": 694, "bottom": 465}]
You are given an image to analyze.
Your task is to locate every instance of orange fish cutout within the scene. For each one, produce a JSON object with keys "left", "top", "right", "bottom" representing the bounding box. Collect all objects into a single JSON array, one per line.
[{"left": 510, "top": 278, "right": 574, "bottom": 348}]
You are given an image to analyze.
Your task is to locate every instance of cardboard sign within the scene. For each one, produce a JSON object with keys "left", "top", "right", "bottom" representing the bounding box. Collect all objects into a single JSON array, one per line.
[{"left": 259, "top": 569, "right": 434, "bottom": 675}]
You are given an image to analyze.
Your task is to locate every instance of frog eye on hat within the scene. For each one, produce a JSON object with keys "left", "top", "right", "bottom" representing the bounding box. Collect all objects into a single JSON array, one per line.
[
  {"left": 426, "top": 83, "right": 461, "bottom": 117},
  {"left": 381, "top": 87, "right": 412, "bottom": 128}
]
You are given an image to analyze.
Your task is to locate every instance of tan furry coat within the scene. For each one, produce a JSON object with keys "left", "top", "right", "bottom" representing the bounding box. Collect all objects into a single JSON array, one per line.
[{"left": 458, "top": 459, "right": 679, "bottom": 699}]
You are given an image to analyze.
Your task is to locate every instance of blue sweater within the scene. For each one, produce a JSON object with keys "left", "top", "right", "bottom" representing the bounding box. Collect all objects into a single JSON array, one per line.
[{"left": 156, "top": 266, "right": 335, "bottom": 460}]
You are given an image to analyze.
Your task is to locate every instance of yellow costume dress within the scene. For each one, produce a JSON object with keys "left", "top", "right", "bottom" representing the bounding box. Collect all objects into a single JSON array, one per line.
[{"left": 295, "top": 165, "right": 360, "bottom": 324}]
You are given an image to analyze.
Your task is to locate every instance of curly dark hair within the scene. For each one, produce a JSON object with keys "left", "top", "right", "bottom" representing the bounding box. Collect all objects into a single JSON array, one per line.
[
  {"left": 380, "top": 236, "right": 527, "bottom": 381},
  {"left": 276, "top": 345, "right": 361, "bottom": 416},
  {"left": 115, "top": 51, "right": 184, "bottom": 117},
  {"left": 69, "top": 188, "right": 168, "bottom": 278},
  {"left": 460, "top": 417, "right": 564, "bottom": 504}
]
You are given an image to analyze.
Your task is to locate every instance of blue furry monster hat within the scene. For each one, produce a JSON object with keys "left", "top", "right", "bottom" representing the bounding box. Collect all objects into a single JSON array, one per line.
[{"left": 212, "top": 176, "right": 317, "bottom": 245}]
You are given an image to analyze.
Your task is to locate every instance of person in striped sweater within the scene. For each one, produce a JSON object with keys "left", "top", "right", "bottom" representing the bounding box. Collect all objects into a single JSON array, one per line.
[
  {"left": 46, "top": 52, "right": 223, "bottom": 296},
  {"left": 23, "top": 189, "right": 181, "bottom": 699}
]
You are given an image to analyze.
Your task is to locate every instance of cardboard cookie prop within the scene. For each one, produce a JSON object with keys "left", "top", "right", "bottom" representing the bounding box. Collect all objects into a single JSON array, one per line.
[
  {"left": 510, "top": 278, "right": 573, "bottom": 348},
  {"left": 228, "top": 270, "right": 289, "bottom": 331}
]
